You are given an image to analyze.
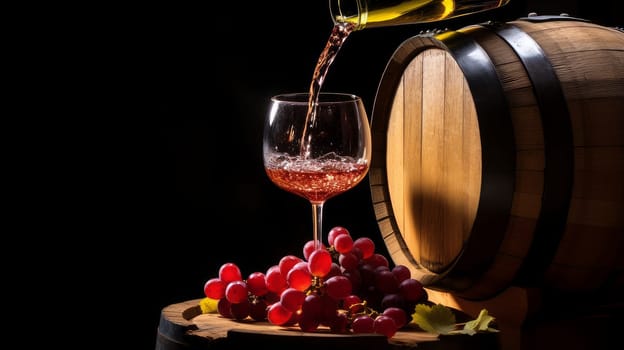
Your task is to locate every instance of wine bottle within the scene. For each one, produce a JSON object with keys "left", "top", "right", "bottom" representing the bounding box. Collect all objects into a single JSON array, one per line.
[{"left": 329, "top": 0, "right": 511, "bottom": 30}]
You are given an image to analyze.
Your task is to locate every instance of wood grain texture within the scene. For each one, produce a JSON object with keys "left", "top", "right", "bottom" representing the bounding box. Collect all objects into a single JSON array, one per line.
[
  {"left": 370, "top": 18, "right": 624, "bottom": 301},
  {"left": 156, "top": 299, "right": 501, "bottom": 350}
]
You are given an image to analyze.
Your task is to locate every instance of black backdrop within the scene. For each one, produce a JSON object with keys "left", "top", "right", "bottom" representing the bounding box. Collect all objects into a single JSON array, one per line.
[{"left": 88, "top": 1, "right": 621, "bottom": 349}]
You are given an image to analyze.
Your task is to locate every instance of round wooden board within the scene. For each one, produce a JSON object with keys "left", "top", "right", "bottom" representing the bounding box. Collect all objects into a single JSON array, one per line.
[{"left": 156, "top": 299, "right": 500, "bottom": 350}]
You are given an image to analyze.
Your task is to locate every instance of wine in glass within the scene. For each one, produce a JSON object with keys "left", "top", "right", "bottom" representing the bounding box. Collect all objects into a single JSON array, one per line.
[{"left": 263, "top": 92, "right": 372, "bottom": 250}]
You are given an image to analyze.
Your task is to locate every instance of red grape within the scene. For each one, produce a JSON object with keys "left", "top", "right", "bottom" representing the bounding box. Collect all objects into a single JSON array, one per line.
[
  {"left": 303, "top": 240, "right": 325, "bottom": 260},
  {"left": 280, "top": 287, "right": 306, "bottom": 312},
  {"left": 391, "top": 264, "right": 411, "bottom": 283},
  {"left": 351, "top": 246, "right": 363, "bottom": 260},
  {"left": 265, "top": 265, "right": 288, "bottom": 294},
  {"left": 284, "top": 309, "right": 302, "bottom": 326},
  {"left": 279, "top": 255, "right": 303, "bottom": 277},
  {"left": 325, "top": 262, "right": 342, "bottom": 279},
  {"left": 287, "top": 261, "right": 312, "bottom": 291},
  {"left": 383, "top": 307, "right": 408, "bottom": 328},
  {"left": 324, "top": 275, "right": 352, "bottom": 300},
  {"left": 203, "top": 278, "right": 225, "bottom": 299},
  {"left": 343, "top": 294, "right": 362, "bottom": 311},
  {"left": 327, "top": 226, "right": 350, "bottom": 246},
  {"left": 375, "top": 269, "right": 399, "bottom": 294},
  {"left": 330, "top": 312, "right": 349, "bottom": 333},
  {"left": 247, "top": 272, "right": 268, "bottom": 296},
  {"left": 267, "top": 301, "right": 292, "bottom": 326},
  {"left": 359, "top": 263, "right": 377, "bottom": 287},
  {"left": 230, "top": 299, "right": 250, "bottom": 320},
  {"left": 308, "top": 248, "right": 332, "bottom": 277},
  {"left": 298, "top": 314, "right": 320, "bottom": 332},
  {"left": 219, "top": 262, "right": 242, "bottom": 284},
  {"left": 263, "top": 291, "right": 280, "bottom": 305},
  {"left": 374, "top": 315, "right": 398, "bottom": 338},
  {"left": 365, "top": 253, "right": 389, "bottom": 268},
  {"left": 339, "top": 252, "right": 359, "bottom": 271},
  {"left": 381, "top": 292, "right": 405, "bottom": 310},
  {"left": 217, "top": 297, "right": 232, "bottom": 318},
  {"left": 301, "top": 293, "right": 322, "bottom": 320},
  {"left": 319, "top": 294, "right": 338, "bottom": 326},
  {"left": 249, "top": 298, "right": 268, "bottom": 321},
  {"left": 342, "top": 269, "right": 362, "bottom": 293},
  {"left": 225, "top": 280, "right": 248, "bottom": 304},
  {"left": 353, "top": 237, "right": 375, "bottom": 259},
  {"left": 351, "top": 315, "right": 375, "bottom": 333},
  {"left": 333, "top": 234, "right": 354, "bottom": 254},
  {"left": 398, "top": 278, "right": 425, "bottom": 302}
]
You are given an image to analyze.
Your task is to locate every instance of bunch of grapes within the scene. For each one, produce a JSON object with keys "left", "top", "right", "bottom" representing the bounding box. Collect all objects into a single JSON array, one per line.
[{"left": 202, "top": 226, "right": 428, "bottom": 338}]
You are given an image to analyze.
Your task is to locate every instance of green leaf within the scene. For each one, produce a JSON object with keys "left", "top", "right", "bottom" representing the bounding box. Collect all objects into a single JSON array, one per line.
[
  {"left": 465, "top": 309, "right": 496, "bottom": 331},
  {"left": 410, "top": 304, "right": 457, "bottom": 334},
  {"left": 449, "top": 309, "right": 499, "bottom": 335},
  {"left": 199, "top": 297, "right": 219, "bottom": 314}
]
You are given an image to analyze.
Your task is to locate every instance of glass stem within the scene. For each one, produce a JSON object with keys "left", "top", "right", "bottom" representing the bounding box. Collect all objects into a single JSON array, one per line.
[{"left": 311, "top": 202, "right": 324, "bottom": 250}]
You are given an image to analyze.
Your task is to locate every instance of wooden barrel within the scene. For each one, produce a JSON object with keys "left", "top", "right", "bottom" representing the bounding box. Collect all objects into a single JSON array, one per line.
[
  {"left": 155, "top": 299, "right": 500, "bottom": 350},
  {"left": 369, "top": 15, "right": 624, "bottom": 301}
]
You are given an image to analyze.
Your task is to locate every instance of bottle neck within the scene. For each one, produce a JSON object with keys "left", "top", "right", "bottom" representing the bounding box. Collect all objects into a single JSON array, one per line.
[{"left": 329, "top": 0, "right": 368, "bottom": 31}]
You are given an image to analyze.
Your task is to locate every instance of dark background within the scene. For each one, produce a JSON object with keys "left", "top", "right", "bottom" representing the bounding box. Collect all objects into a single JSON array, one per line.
[{"left": 75, "top": 1, "right": 620, "bottom": 349}]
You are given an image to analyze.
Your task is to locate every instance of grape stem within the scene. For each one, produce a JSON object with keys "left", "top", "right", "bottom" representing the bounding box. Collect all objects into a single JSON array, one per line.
[
  {"left": 306, "top": 276, "right": 324, "bottom": 294},
  {"left": 348, "top": 301, "right": 380, "bottom": 319}
]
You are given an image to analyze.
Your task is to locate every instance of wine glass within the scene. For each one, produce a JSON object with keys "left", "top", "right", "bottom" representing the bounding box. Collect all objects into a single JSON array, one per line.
[{"left": 263, "top": 92, "right": 371, "bottom": 251}]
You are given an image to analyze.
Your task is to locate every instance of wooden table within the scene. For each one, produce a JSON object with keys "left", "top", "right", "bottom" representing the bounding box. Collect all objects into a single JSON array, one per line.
[{"left": 156, "top": 299, "right": 500, "bottom": 350}]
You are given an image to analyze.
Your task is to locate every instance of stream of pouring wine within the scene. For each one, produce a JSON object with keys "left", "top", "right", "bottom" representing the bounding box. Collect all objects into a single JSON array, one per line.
[{"left": 299, "top": 22, "right": 355, "bottom": 158}]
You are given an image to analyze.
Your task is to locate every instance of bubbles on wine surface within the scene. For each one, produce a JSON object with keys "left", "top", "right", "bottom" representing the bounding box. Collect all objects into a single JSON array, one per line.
[
  {"left": 264, "top": 153, "right": 369, "bottom": 203},
  {"left": 267, "top": 152, "right": 368, "bottom": 171}
]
